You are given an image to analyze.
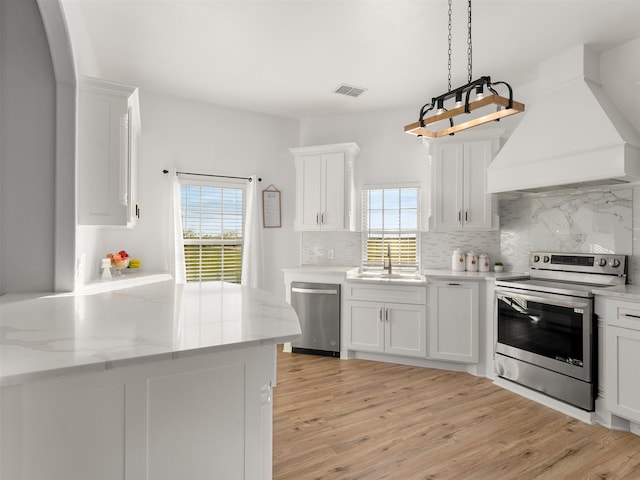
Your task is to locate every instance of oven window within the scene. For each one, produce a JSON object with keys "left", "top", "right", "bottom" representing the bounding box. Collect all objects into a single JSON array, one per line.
[{"left": 497, "top": 295, "right": 585, "bottom": 365}]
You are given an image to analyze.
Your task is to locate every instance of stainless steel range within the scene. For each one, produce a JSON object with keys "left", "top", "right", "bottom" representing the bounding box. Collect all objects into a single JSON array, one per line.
[{"left": 494, "top": 252, "right": 627, "bottom": 411}]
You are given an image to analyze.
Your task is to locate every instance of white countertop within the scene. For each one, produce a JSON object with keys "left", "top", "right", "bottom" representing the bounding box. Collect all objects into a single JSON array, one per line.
[
  {"left": 0, "top": 278, "right": 301, "bottom": 386},
  {"left": 283, "top": 265, "right": 527, "bottom": 285},
  {"left": 592, "top": 284, "right": 640, "bottom": 301},
  {"left": 421, "top": 269, "right": 528, "bottom": 281},
  {"left": 282, "top": 265, "right": 356, "bottom": 274}
]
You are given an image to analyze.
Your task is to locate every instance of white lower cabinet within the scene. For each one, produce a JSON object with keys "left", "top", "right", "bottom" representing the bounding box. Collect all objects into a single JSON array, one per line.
[
  {"left": 345, "top": 283, "right": 427, "bottom": 358},
  {"left": 1, "top": 344, "right": 275, "bottom": 480},
  {"left": 602, "top": 297, "right": 640, "bottom": 425},
  {"left": 428, "top": 279, "right": 479, "bottom": 363}
]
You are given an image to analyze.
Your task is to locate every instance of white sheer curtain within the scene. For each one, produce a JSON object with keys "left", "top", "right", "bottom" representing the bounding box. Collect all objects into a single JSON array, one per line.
[
  {"left": 241, "top": 175, "right": 264, "bottom": 289},
  {"left": 170, "top": 169, "right": 186, "bottom": 283}
]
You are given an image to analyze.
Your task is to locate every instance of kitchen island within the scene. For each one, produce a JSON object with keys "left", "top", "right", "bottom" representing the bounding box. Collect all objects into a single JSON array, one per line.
[{"left": 0, "top": 277, "right": 301, "bottom": 480}]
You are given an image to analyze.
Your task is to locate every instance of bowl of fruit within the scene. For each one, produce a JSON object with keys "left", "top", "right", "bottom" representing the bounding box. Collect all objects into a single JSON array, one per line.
[
  {"left": 108, "top": 251, "right": 129, "bottom": 269},
  {"left": 105, "top": 250, "right": 142, "bottom": 274}
]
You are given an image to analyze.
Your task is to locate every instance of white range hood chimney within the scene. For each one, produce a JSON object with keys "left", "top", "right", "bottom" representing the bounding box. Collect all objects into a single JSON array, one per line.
[{"left": 487, "top": 45, "right": 640, "bottom": 193}]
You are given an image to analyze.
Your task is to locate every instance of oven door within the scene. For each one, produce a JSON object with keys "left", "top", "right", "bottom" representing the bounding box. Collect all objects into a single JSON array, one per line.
[{"left": 495, "top": 286, "right": 593, "bottom": 382}]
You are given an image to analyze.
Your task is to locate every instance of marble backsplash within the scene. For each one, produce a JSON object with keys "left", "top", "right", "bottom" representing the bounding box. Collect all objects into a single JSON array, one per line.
[
  {"left": 499, "top": 187, "right": 635, "bottom": 280},
  {"left": 301, "top": 186, "right": 638, "bottom": 283}
]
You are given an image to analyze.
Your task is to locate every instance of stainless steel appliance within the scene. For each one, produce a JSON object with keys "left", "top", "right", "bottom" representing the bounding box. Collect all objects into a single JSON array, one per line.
[
  {"left": 495, "top": 252, "right": 627, "bottom": 411},
  {"left": 290, "top": 282, "right": 340, "bottom": 357}
]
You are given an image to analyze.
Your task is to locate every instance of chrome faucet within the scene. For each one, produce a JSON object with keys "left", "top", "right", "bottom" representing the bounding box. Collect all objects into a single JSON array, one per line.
[{"left": 385, "top": 244, "right": 392, "bottom": 275}]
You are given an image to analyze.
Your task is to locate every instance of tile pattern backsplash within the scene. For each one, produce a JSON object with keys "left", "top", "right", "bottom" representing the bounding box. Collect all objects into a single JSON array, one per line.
[
  {"left": 301, "top": 232, "right": 362, "bottom": 266},
  {"left": 302, "top": 186, "right": 638, "bottom": 283},
  {"left": 301, "top": 230, "right": 502, "bottom": 272},
  {"left": 420, "top": 231, "right": 502, "bottom": 270}
]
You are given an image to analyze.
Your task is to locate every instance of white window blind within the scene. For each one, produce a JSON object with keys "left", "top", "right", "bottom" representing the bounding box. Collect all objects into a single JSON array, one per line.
[
  {"left": 361, "top": 186, "right": 420, "bottom": 272},
  {"left": 180, "top": 180, "right": 245, "bottom": 283}
]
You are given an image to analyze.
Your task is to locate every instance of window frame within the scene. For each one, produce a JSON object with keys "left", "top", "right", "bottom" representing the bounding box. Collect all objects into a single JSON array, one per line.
[
  {"left": 178, "top": 176, "right": 247, "bottom": 284},
  {"left": 361, "top": 184, "right": 421, "bottom": 273}
]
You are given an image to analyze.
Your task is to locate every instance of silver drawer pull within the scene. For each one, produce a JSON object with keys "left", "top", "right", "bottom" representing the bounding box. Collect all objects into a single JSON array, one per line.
[{"left": 621, "top": 312, "right": 640, "bottom": 319}]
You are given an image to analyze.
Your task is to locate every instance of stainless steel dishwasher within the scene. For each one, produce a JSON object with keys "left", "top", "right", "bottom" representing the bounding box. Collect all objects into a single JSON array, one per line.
[{"left": 290, "top": 282, "right": 340, "bottom": 357}]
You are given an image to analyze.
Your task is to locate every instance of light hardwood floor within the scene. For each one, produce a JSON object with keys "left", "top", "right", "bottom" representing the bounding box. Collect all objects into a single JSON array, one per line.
[{"left": 273, "top": 347, "right": 640, "bottom": 480}]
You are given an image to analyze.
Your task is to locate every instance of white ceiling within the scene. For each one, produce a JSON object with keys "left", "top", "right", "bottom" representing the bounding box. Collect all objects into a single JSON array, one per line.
[{"left": 63, "top": 0, "right": 640, "bottom": 119}]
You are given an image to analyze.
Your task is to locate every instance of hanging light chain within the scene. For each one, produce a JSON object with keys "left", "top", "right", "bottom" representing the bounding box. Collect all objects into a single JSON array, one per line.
[
  {"left": 447, "top": 0, "right": 452, "bottom": 92},
  {"left": 467, "top": 0, "right": 473, "bottom": 83}
]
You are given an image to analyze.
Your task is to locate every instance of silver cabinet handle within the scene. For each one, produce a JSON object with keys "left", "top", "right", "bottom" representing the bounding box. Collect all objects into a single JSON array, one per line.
[
  {"left": 379, "top": 307, "right": 383, "bottom": 321},
  {"left": 316, "top": 213, "right": 320, "bottom": 225},
  {"left": 448, "top": 283, "right": 461, "bottom": 286},
  {"left": 458, "top": 210, "right": 462, "bottom": 223},
  {"left": 465, "top": 210, "right": 469, "bottom": 222},
  {"left": 385, "top": 307, "right": 390, "bottom": 322},
  {"left": 322, "top": 212, "right": 326, "bottom": 224}
]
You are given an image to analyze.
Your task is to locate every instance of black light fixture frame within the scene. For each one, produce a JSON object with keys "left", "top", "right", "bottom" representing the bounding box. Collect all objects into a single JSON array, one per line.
[
  {"left": 420, "top": 76, "right": 513, "bottom": 121},
  {"left": 405, "top": 76, "right": 524, "bottom": 138}
]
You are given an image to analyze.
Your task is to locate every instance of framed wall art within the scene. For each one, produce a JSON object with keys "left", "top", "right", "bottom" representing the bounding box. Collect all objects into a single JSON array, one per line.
[{"left": 262, "top": 184, "right": 281, "bottom": 228}]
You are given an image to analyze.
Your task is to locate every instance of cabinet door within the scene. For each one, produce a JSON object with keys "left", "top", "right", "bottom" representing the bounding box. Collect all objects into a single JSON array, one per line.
[
  {"left": 291, "top": 143, "right": 358, "bottom": 232},
  {"left": 462, "top": 141, "right": 493, "bottom": 230},
  {"left": 295, "top": 155, "right": 323, "bottom": 230},
  {"left": 432, "top": 144, "right": 464, "bottom": 231},
  {"left": 428, "top": 280, "right": 479, "bottom": 363},
  {"left": 321, "top": 152, "right": 345, "bottom": 230},
  {"left": 78, "top": 89, "right": 130, "bottom": 226},
  {"left": 385, "top": 302, "right": 427, "bottom": 358},
  {"left": 605, "top": 325, "right": 640, "bottom": 423},
  {"left": 78, "top": 79, "right": 139, "bottom": 228},
  {"left": 345, "top": 300, "right": 385, "bottom": 353}
]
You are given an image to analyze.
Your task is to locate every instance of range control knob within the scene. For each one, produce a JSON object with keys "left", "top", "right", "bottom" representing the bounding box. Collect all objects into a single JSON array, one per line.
[
  {"left": 543, "top": 255, "right": 550, "bottom": 263},
  {"left": 598, "top": 258, "right": 607, "bottom": 267},
  {"left": 609, "top": 258, "right": 621, "bottom": 268},
  {"left": 533, "top": 255, "right": 540, "bottom": 263}
]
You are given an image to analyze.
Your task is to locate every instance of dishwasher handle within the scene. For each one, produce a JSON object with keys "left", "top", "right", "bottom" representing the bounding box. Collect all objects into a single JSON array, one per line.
[{"left": 291, "top": 287, "right": 339, "bottom": 295}]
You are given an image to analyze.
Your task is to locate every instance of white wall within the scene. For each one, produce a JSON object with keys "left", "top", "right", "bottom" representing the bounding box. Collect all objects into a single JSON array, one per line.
[
  {"left": 0, "top": 0, "right": 56, "bottom": 293},
  {"left": 77, "top": 90, "right": 300, "bottom": 300}
]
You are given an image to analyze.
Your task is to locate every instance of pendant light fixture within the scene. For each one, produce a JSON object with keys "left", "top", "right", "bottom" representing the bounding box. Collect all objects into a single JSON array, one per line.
[{"left": 404, "top": 0, "right": 524, "bottom": 138}]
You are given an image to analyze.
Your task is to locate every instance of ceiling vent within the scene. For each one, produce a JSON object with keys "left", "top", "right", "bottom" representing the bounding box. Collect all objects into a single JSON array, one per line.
[{"left": 334, "top": 84, "right": 367, "bottom": 98}]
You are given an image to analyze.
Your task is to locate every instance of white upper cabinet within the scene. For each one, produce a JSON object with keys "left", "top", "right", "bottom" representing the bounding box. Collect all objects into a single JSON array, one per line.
[
  {"left": 431, "top": 139, "right": 497, "bottom": 231},
  {"left": 78, "top": 77, "right": 141, "bottom": 227},
  {"left": 290, "top": 143, "right": 359, "bottom": 231}
]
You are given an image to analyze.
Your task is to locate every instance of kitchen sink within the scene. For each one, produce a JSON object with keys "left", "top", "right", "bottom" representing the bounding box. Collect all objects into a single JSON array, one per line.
[{"left": 348, "top": 269, "right": 425, "bottom": 282}]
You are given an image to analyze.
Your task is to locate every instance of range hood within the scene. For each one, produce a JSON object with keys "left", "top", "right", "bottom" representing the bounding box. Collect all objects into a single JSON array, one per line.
[{"left": 487, "top": 45, "right": 640, "bottom": 193}]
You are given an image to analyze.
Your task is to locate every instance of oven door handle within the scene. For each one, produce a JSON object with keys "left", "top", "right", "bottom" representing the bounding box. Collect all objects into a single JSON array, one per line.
[{"left": 496, "top": 291, "right": 589, "bottom": 310}]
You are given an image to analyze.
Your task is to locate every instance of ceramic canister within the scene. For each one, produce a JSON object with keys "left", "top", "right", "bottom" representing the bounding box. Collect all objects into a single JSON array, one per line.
[
  {"left": 466, "top": 251, "right": 478, "bottom": 272},
  {"left": 478, "top": 253, "right": 490, "bottom": 272},
  {"left": 452, "top": 249, "right": 466, "bottom": 271}
]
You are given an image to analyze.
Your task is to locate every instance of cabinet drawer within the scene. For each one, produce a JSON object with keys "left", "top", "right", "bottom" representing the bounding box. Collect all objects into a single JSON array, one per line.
[
  {"left": 344, "top": 282, "right": 427, "bottom": 305},
  {"left": 601, "top": 298, "right": 640, "bottom": 330}
]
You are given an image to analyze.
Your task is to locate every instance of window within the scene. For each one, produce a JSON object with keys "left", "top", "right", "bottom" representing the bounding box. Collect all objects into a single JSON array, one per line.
[
  {"left": 362, "top": 186, "right": 420, "bottom": 272},
  {"left": 180, "top": 180, "right": 245, "bottom": 283}
]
